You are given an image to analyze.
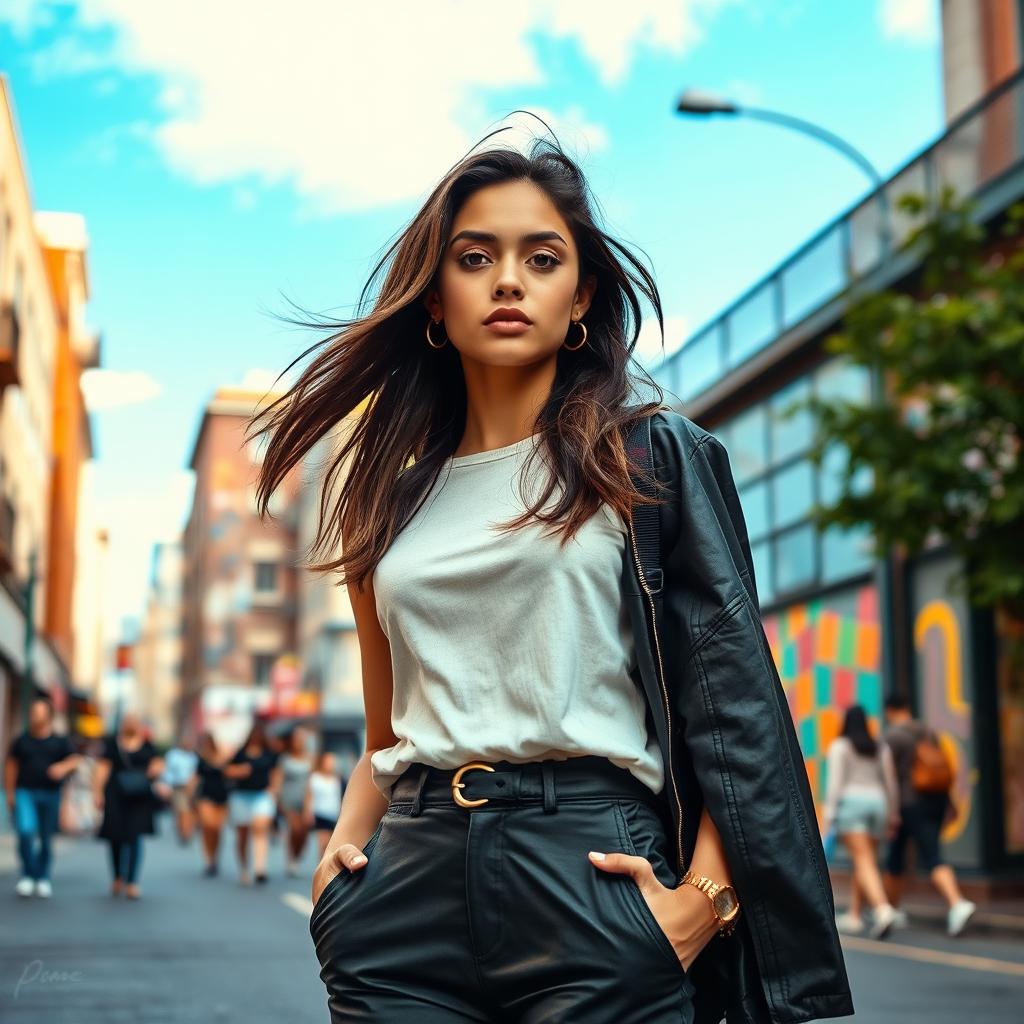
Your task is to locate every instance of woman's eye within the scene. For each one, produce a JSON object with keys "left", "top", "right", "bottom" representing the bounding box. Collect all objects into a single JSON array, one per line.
[
  {"left": 530, "top": 253, "right": 560, "bottom": 270},
  {"left": 459, "top": 251, "right": 489, "bottom": 268}
]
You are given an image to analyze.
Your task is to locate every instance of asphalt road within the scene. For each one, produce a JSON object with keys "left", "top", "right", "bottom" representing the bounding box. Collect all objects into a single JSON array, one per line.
[{"left": 1, "top": 818, "right": 1022, "bottom": 1022}]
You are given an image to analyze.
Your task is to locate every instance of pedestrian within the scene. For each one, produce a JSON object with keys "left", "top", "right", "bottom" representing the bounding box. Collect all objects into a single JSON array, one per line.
[
  {"left": 161, "top": 734, "right": 198, "bottom": 845},
  {"left": 305, "top": 751, "right": 343, "bottom": 861},
  {"left": 223, "top": 720, "right": 281, "bottom": 886},
  {"left": 4, "top": 695, "right": 81, "bottom": 898},
  {"left": 822, "top": 705, "right": 901, "bottom": 938},
  {"left": 252, "top": 138, "right": 852, "bottom": 1022},
  {"left": 93, "top": 711, "right": 169, "bottom": 899},
  {"left": 278, "top": 725, "right": 313, "bottom": 877},
  {"left": 191, "top": 730, "right": 229, "bottom": 877},
  {"left": 880, "top": 693, "right": 977, "bottom": 937}
]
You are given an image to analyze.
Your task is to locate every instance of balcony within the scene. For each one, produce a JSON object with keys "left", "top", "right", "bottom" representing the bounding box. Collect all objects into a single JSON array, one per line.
[
  {"left": 652, "top": 67, "right": 1024, "bottom": 407},
  {"left": 0, "top": 302, "right": 21, "bottom": 392}
]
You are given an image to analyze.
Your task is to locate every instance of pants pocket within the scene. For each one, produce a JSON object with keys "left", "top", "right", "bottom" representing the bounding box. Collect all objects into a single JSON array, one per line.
[
  {"left": 309, "top": 815, "right": 386, "bottom": 940},
  {"left": 612, "top": 799, "right": 689, "bottom": 978}
]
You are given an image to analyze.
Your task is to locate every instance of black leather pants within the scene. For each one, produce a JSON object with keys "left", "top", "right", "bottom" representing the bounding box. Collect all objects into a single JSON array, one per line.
[{"left": 309, "top": 755, "right": 696, "bottom": 1023}]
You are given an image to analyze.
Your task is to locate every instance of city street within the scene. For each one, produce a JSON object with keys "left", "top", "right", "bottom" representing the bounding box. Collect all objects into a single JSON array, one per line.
[{"left": 2, "top": 819, "right": 1022, "bottom": 1023}]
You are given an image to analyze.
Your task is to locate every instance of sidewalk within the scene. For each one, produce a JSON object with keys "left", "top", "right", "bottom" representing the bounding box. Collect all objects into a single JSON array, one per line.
[{"left": 829, "top": 868, "right": 1024, "bottom": 940}]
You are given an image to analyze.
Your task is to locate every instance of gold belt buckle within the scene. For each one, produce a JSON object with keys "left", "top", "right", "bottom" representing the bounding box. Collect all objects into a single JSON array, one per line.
[{"left": 451, "top": 761, "right": 495, "bottom": 808}]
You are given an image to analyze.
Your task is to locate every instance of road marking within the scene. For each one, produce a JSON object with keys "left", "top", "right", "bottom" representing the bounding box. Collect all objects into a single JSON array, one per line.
[
  {"left": 841, "top": 936, "right": 1024, "bottom": 976},
  {"left": 282, "top": 892, "right": 313, "bottom": 917}
]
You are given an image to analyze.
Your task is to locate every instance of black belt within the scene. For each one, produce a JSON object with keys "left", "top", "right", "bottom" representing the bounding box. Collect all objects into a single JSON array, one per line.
[{"left": 390, "top": 755, "right": 664, "bottom": 817}]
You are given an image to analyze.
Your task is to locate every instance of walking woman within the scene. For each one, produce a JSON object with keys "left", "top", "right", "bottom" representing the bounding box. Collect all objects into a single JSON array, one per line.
[
  {"left": 305, "top": 751, "right": 344, "bottom": 860},
  {"left": 278, "top": 726, "right": 313, "bottom": 877},
  {"left": 250, "top": 131, "right": 853, "bottom": 1023},
  {"left": 822, "top": 705, "right": 901, "bottom": 939},
  {"left": 224, "top": 721, "right": 281, "bottom": 885},
  {"left": 191, "top": 730, "right": 229, "bottom": 877},
  {"left": 93, "top": 711, "right": 167, "bottom": 899}
]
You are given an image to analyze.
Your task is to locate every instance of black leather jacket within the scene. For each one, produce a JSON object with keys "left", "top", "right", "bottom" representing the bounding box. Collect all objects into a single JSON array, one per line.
[{"left": 620, "top": 408, "right": 855, "bottom": 1024}]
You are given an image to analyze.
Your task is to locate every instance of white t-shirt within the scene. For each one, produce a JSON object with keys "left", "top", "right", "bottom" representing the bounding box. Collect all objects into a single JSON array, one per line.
[
  {"left": 369, "top": 432, "right": 663, "bottom": 799},
  {"left": 309, "top": 771, "right": 342, "bottom": 820}
]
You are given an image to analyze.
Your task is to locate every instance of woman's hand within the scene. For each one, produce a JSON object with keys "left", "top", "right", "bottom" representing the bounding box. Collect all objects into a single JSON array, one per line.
[
  {"left": 588, "top": 850, "right": 720, "bottom": 972},
  {"left": 311, "top": 842, "right": 370, "bottom": 905}
]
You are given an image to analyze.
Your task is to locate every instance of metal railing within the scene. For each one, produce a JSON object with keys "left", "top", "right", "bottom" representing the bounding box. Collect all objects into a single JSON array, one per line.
[{"left": 652, "top": 68, "right": 1024, "bottom": 402}]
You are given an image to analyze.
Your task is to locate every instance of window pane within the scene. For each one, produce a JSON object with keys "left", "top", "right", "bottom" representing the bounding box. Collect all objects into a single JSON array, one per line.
[
  {"left": 819, "top": 441, "right": 874, "bottom": 506},
  {"left": 750, "top": 538, "right": 773, "bottom": 604},
  {"left": 770, "top": 377, "right": 812, "bottom": 464},
  {"left": 815, "top": 357, "right": 870, "bottom": 405},
  {"left": 722, "top": 404, "right": 768, "bottom": 483},
  {"left": 738, "top": 480, "right": 770, "bottom": 541},
  {"left": 772, "top": 460, "right": 815, "bottom": 530},
  {"left": 821, "top": 523, "right": 875, "bottom": 583},
  {"left": 774, "top": 523, "right": 815, "bottom": 592}
]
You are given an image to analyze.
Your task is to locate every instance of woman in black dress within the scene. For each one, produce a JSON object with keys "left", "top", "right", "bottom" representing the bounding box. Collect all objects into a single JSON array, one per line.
[
  {"left": 92, "top": 711, "right": 168, "bottom": 899},
  {"left": 191, "top": 730, "right": 229, "bottom": 877}
]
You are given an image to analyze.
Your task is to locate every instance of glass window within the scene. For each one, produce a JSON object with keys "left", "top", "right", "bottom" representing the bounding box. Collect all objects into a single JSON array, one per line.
[
  {"left": 252, "top": 653, "right": 275, "bottom": 687},
  {"left": 728, "top": 286, "right": 777, "bottom": 365},
  {"left": 815, "top": 357, "right": 870, "bottom": 405},
  {"left": 677, "top": 327, "right": 724, "bottom": 401},
  {"left": 774, "top": 523, "right": 816, "bottom": 592},
  {"left": 772, "top": 460, "right": 815, "bottom": 530},
  {"left": 819, "top": 440, "right": 874, "bottom": 506},
  {"left": 770, "top": 377, "right": 812, "bottom": 464},
  {"left": 723, "top": 404, "right": 769, "bottom": 483},
  {"left": 738, "top": 479, "right": 770, "bottom": 541},
  {"left": 821, "top": 523, "right": 875, "bottom": 583},
  {"left": 749, "top": 538, "right": 773, "bottom": 603},
  {"left": 254, "top": 562, "right": 278, "bottom": 591}
]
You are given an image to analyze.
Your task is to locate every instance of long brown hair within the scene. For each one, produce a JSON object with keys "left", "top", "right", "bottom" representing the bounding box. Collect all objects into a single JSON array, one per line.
[{"left": 250, "top": 121, "right": 670, "bottom": 591}]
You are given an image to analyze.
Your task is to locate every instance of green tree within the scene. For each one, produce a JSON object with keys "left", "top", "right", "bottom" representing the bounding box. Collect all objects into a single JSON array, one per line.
[{"left": 789, "top": 186, "right": 1024, "bottom": 617}]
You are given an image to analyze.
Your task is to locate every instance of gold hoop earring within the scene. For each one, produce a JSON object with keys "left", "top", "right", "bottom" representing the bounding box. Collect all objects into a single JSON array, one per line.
[
  {"left": 426, "top": 318, "right": 448, "bottom": 349},
  {"left": 563, "top": 318, "right": 588, "bottom": 351}
]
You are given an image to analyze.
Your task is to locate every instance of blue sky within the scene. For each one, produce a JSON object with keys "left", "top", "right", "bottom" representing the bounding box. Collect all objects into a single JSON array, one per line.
[{"left": 1, "top": 0, "right": 944, "bottom": 639}]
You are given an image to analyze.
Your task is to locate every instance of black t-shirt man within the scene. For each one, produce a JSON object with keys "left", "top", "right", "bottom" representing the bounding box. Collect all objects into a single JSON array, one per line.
[{"left": 8, "top": 733, "right": 75, "bottom": 791}]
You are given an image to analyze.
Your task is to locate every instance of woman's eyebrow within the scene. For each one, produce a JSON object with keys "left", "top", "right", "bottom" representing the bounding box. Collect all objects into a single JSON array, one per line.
[{"left": 447, "top": 229, "right": 567, "bottom": 249}]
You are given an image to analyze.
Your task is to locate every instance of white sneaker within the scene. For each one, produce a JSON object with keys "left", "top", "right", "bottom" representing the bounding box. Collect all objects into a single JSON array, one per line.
[
  {"left": 868, "top": 903, "right": 898, "bottom": 940},
  {"left": 239, "top": 869, "right": 252, "bottom": 887},
  {"left": 286, "top": 860, "right": 299, "bottom": 878},
  {"left": 892, "top": 907, "right": 909, "bottom": 928},
  {"left": 34, "top": 880, "right": 52, "bottom": 898},
  {"left": 947, "top": 899, "right": 977, "bottom": 937},
  {"left": 15, "top": 877, "right": 35, "bottom": 897},
  {"left": 835, "top": 912, "right": 865, "bottom": 935}
]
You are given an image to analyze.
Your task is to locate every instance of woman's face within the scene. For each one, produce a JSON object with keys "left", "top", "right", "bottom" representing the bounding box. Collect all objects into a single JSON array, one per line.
[{"left": 425, "top": 179, "right": 595, "bottom": 368}]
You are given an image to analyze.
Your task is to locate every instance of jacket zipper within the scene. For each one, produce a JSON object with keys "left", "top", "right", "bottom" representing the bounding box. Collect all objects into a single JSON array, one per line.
[{"left": 628, "top": 519, "right": 685, "bottom": 876}]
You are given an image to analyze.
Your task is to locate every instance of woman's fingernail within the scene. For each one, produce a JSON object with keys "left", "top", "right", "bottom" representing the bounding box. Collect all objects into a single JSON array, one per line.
[
  {"left": 588, "top": 851, "right": 606, "bottom": 861},
  {"left": 352, "top": 855, "right": 366, "bottom": 865}
]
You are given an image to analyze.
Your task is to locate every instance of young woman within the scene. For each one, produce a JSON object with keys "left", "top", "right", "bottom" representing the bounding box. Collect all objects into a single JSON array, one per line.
[
  {"left": 278, "top": 726, "right": 313, "bottom": 877},
  {"left": 93, "top": 711, "right": 168, "bottom": 899},
  {"left": 223, "top": 721, "right": 281, "bottom": 886},
  {"left": 191, "top": 730, "right": 229, "bottom": 877},
  {"left": 822, "top": 705, "right": 901, "bottom": 939},
  {"left": 305, "top": 751, "right": 343, "bottom": 860},
  {"left": 251, "top": 132, "right": 853, "bottom": 1023}
]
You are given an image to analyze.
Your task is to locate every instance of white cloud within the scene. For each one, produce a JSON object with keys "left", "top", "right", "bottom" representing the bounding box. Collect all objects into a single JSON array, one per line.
[
  {"left": 878, "top": 0, "right": 939, "bottom": 45},
  {"left": 19, "top": 0, "right": 739, "bottom": 215},
  {"left": 81, "top": 368, "right": 162, "bottom": 410}
]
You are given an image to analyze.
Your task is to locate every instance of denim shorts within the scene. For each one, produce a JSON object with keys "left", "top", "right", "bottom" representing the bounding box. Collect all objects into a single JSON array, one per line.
[
  {"left": 228, "top": 789, "right": 276, "bottom": 826},
  {"left": 834, "top": 790, "right": 887, "bottom": 837}
]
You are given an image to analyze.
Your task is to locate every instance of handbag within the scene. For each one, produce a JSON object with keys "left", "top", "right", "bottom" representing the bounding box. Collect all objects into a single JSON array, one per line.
[{"left": 113, "top": 739, "right": 154, "bottom": 802}]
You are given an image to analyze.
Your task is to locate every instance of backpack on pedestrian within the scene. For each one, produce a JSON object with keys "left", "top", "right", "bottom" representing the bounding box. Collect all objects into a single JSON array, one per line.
[{"left": 910, "top": 729, "right": 954, "bottom": 794}]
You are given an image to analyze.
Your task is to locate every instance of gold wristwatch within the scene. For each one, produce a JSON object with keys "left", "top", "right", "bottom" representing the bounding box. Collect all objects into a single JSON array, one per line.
[{"left": 680, "top": 869, "right": 741, "bottom": 937}]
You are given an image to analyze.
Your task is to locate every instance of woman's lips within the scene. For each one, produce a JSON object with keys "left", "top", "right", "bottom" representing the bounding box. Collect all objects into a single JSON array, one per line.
[{"left": 484, "top": 320, "right": 532, "bottom": 335}]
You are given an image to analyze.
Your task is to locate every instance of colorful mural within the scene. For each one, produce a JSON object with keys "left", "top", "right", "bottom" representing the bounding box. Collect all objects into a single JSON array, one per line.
[{"left": 762, "top": 583, "right": 883, "bottom": 825}]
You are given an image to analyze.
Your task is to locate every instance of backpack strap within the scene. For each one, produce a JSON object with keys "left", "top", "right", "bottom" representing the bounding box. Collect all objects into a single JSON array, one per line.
[{"left": 625, "top": 412, "right": 663, "bottom": 595}]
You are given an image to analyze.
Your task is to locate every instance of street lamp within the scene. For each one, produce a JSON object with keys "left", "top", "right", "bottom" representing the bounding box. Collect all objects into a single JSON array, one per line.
[{"left": 675, "top": 88, "right": 893, "bottom": 258}]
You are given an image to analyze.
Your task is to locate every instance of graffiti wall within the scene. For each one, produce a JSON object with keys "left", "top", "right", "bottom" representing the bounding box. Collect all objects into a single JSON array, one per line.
[
  {"left": 762, "top": 583, "right": 883, "bottom": 826},
  {"left": 910, "top": 552, "right": 981, "bottom": 867}
]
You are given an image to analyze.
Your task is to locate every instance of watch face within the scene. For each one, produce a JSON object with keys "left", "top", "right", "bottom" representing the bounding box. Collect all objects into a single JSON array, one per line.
[{"left": 714, "top": 887, "right": 740, "bottom": 920}]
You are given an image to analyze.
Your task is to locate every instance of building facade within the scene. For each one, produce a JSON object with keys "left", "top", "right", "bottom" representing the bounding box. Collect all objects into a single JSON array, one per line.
[
  {"left": 180, "top": 386, "right": 302, "bottom": 747},
  {"left": 650, "top": 2, "right": 1024, "bottom": 884}
]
